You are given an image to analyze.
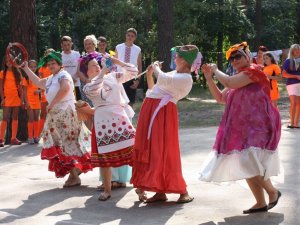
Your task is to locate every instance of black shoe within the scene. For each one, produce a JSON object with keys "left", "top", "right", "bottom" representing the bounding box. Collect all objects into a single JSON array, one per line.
[
  {"left": 287, "top": 125, "right": 294, "bottom": 129},
  {"left": 243, "top": 206, "right": 268, "bottom": 214},
  {"left": 268, "top": 190, "right": 281, "bottom": 210}
]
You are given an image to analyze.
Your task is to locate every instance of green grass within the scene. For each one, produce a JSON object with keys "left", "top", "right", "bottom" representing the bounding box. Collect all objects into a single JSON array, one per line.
[{"left": 133, "top": 84, "right": 224, "bottom": 128}]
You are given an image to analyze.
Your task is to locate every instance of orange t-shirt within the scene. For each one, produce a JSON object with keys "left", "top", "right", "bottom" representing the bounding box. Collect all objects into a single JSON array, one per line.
[
  {"left": 263, "top": 64, "right": 281, "bottom": 100},
  {"left": 38, "top": 66, "right": 52, "bottom": 102},
  {"left": 22, "top": 78, "right": 41, "bottom": 109},
  {"left": 0, "top": 70, "right": 22, "bottom": 107}
]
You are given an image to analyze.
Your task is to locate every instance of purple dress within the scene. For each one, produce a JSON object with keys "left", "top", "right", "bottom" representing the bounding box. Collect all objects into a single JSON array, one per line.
[{"left": 200, "top": 66, "right": 281, "bottom": 182}]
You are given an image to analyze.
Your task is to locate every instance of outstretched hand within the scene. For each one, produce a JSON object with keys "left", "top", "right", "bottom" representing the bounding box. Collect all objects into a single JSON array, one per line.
[
  {"left": 20, "top": 61, "right": 29, "bottom": 69},
  {"left": 201, "top": 64, "right": 214, "bottom": 80},
  {"left": 201, "top": 63, "right": 219, "bottom": 80}
]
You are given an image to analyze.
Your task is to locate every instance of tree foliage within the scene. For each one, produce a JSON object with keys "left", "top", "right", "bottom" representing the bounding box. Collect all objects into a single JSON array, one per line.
[{"left": 0, "top": 0, "right": 299, "bottom": 68}]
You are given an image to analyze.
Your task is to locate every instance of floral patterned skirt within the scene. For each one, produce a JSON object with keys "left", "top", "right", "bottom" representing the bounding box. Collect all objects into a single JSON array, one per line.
[{"left": 41, "top": 106, "right": 93, "bottom": 177}]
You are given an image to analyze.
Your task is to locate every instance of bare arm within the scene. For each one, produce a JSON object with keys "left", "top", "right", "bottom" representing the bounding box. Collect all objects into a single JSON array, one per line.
[
  {"left": 213, "top": 68, "right": 253, "bottom": 89},
  {"left": 22, "top": 85, "right": 30, "bottom": 109},
  {"left": 268, "top": 74, "right": 282, "bottom": 81},
  {"left": 21, "top": 62, "right": 48, "bottom": 89},
  {"left": 0, "top": 79, "right": 4, "bottom": 104},
  {"left": 137, "top": 52, "right": 142, "bottom": 74},
  {"left": 202, "top": 64, "right": 225, "bottom": 104},
  {"left": 77, "top": 105, "right": 95, "bottom": 115},
  {"left": 282, "top": 70, "right": 300, "bottom": 80},
  {"left": 146, "top": 65, "right": 155, "bottom": 89}
]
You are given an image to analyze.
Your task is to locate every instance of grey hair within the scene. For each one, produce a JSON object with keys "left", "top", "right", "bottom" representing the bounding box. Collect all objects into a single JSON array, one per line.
[{"left": 84, "top": 34, "right": 97, "bottom": 47}]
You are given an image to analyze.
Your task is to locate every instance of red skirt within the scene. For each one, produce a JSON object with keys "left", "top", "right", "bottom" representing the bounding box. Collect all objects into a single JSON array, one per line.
[
  {"left": 131, "top": 98, "right": 187, "bottom": 194},
  {"left": 91, "top": 127, "right": 133, "bottom": 167},
  {"left": 41, "top": 146, "right": 93, "bottom": 178}
]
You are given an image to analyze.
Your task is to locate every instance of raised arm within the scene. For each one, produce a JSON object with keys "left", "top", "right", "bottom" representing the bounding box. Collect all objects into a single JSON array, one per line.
[
  {"left": 146, "top": 65, "right": 155, "bottom": 90},
  {"left": 210, "top": 64, "right": 253, "bottom": 89},
  {"left": 110, "top": 57, "right": 138, "bottom": 83},
  {"left": 21, "top": 62, "right": 48, "bottom": 89},
  {"left": 202, "top": 64, "right": 225, "bottom": 104}
]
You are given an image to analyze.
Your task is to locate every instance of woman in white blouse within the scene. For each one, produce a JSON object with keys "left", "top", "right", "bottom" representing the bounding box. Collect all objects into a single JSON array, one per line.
[
  {"left": 131, "top": 45, "right": 198, "bottom": 203},
  {"left": 21, "top": 51, "right": 92, "bottom": 188},
  {"left": 76, "top": 53, "right": 138, "bottom": 201}
]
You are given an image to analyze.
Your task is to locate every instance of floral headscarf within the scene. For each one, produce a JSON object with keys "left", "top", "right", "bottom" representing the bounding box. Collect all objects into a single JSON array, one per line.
[{"left": 226, "top": 42, "right": 251, "bottom": 60}]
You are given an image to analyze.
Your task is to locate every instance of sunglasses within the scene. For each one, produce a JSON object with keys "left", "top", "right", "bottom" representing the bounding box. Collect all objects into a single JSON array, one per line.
[{"left": 229, "top": 54, "right": 243, "bottom": 62}]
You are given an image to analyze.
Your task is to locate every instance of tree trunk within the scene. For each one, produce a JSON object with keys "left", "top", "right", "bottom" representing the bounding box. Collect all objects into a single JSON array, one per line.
[
  {"left": 10, "top": 0, "right": 37, "bottom": 59},
  {"left": 217, "top": 0, "right": 224, "bottom": 71},
  {"left": 254, "top": 0, "right": 262, "bottom": 50},
  {"left": 296, "top": 0, "right": 300, "bottom": 42},
  {"left": 9, "top": 0, "right": 37, "bottom": 142},
  {"left": 158, "top": 0, "right": 174, "bottom": 71}
]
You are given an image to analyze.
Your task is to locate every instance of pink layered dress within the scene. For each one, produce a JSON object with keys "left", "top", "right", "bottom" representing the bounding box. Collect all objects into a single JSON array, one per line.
[{"left": 199, "top": 66, "right": 281, "bottom": 182}]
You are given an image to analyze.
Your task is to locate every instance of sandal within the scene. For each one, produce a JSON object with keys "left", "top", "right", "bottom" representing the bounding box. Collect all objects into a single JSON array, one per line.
[
  {"left": 112, "top": 181, "right": 126, "bottom": 189},
  {"left": 11, "top": 138, "right": 22, "bottom": 145},
  {"left": 75, "top": 167, "right": 82, "bottom": 176},
  {"left": 98, "top": 192, "right": 111, "bottom": 201},
  {"left": 287, "top": 125, "right": 294, "bottom": 129},
  {"left": 145, "top": 193, "right": 167, "bottom": 203},
  {"left": 63, "top": 179, "right": 81, "bottom": 188},
  {"left": 176, "top": 195, "right": 194, "bottom": 204},
  {"left": 97, "top": 181, "right": 126, "bottom": 191},
  {"left": 97, "top": 184, "right": 105, "bottom": 191},
  {"left": 135, "top": 188, "right": 147, "bottom": 202}
]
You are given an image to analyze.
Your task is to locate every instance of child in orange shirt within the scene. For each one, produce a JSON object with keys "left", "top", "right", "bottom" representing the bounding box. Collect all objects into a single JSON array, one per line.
[
  {"left": 37, "top": 49, "right": 53, "bottom": 137},
  {"left": 263, "top": 52, "right": 282, "bottom": 107},
  {"left": 0, "top": 56, "right": 23, "bottom": 146},
  {"left": 22, "top": 60, "right": 41, "bottom": 144}
]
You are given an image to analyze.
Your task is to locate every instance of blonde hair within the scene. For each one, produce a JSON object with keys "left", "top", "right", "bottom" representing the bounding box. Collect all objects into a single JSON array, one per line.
[
  {"left": 84, "top": 34, "right": 97, "bottom": 47},
  {"left": 288, "top": 44, "right": 300, "bottom": 70}
]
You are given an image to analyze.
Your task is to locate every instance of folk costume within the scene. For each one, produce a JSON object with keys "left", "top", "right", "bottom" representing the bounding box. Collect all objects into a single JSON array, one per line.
[
  {"left": 82, "top": 53, "right": 138, "bottom": 168},
  {"left": 39, "top": 52, "right": 92, "bottom": 177},
  {"left": 131, "top": 46, "right": 198, "bottom": 194},
  {"left": 199, "top": 42, "right": 281, "bottom": 182}
]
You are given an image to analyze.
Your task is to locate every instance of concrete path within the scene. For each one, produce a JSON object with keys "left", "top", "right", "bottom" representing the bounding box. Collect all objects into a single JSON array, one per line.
[{"left": 0, "top": 127, "right": 298, "bottom": 225}]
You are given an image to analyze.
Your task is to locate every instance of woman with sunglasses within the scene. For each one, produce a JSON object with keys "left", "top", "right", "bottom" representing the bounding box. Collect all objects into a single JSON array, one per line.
[{"left": 200, "top": 42, "right": 281, "bottom": 214}]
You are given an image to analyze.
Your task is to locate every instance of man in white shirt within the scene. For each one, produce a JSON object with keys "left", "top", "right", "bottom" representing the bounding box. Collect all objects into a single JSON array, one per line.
[
  {"left": 115, "top": 28, "right": 142, "bottom": 106},
  {"left": 61, "top": 36, "right": 81, "bottom": 100}
]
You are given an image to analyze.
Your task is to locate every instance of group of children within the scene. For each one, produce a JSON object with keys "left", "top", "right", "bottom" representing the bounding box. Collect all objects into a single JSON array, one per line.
[{"left": 0, "top": 56, "right": 51, "bottom": 146}]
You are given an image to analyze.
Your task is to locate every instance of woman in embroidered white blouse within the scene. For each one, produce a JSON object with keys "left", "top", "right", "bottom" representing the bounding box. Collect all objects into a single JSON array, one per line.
[{"left": 76, "top": 53, "right": 138, "bottom": 201}]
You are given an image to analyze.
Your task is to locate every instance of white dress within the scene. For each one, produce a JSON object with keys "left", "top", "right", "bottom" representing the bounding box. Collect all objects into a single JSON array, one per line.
[
  {"left": 83, "top": 65, "right": 138, "bottom": 167},
  {"left": 41, "top": 70, "right": 92, "bottom": 177}
]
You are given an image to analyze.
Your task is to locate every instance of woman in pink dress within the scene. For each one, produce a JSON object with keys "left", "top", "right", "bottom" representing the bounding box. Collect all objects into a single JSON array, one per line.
[{"left": 200, "top": 42, "right": 281, "bottom": 214}]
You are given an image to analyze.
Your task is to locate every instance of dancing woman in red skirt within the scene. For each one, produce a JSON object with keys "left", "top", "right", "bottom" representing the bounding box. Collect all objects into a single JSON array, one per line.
[{"left": 131, "top": 45, "right": 199, "bottom": 203}]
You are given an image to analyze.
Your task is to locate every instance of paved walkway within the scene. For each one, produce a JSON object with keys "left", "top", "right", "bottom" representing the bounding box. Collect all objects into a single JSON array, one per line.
[{"left": 0, "top": 127, "right": 298, "bottom": 225}]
